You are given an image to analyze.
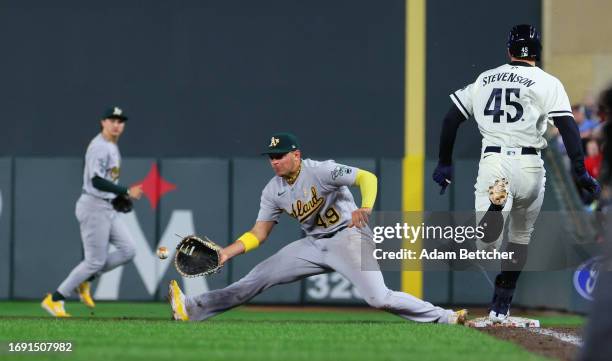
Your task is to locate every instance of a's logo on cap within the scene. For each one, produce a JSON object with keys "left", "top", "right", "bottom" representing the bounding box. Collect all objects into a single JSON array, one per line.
[
  {"left": 269, "top": 137, "right": 280, "bottom": 148},
  {"left": 113, "top": 107, "right": 123, "bottom": 116}
]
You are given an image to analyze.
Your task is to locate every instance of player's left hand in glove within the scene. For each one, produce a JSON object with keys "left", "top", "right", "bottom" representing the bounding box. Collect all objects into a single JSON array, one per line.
[
  {"left": 576, "top": 172, "right": 601, "bottom": 200},
  {"left": 111, "top": 185, "right": 143, "bottom": 213},
  {"left": 432, "top": 163, "right": 453, "bottom": 194},
  {"left": 111, "top": 194, "right": 133, "bottom": 213},
  {"left": 174, "top": 235, "right": 224, "bottom": 277}
]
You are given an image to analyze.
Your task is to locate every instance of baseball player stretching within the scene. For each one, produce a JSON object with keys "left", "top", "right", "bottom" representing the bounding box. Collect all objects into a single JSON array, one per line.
[
  {"left": 432, "top": 25, "right": 601, "bottom": 323},
  {"left": 169, "top": 133, "right": 467, "bottom": 324},
  {"left": 41, "top": 107, "right": 143, "bottom": 317}
]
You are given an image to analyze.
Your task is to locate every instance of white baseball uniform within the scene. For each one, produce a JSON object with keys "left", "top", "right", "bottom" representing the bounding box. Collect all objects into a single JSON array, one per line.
[{"left": 451, "top": 62, "right": 572, "bottom": 248}]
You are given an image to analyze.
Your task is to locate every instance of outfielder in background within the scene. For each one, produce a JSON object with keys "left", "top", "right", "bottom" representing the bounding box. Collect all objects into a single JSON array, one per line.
[
  {"left": 432, "top": 24, "right": 601, "bottom": 323},
  {"left": 169, "top": 132, "right": 467, "bottom": 324},
  {"left": 41, "top": 107, "right": 143, "bottom": 317}
]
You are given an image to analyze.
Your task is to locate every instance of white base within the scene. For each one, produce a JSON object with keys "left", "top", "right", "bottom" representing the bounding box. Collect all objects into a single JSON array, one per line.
[{"left": 467, "top": 316, "right": 540, "bottom": 328}]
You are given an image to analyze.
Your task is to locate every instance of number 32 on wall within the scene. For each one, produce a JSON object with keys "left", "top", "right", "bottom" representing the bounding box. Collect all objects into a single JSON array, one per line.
[{"left": 306, "top": 273, "right": 362, "bottom": 300}]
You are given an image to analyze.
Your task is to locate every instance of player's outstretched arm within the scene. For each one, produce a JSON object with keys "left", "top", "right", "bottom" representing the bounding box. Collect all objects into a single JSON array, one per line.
[
  {"left": 553, "top": 115, "right": 601, "bottom": 198},
  {"left": 91, "top": 176, "right": 143, "bottom": 200},
  {"left": 219, "top": 221, "right": 275, "bottom": 264},
  {"left": 432, "top": 105, "right": 467, "bottom": 194},
  {"left": 349, "top": 169, "right": 377, "bottom": 228}
]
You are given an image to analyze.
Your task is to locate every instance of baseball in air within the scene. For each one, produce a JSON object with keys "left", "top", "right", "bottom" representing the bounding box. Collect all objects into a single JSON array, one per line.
[{"left": 157, "top": 246, "right": 169, "bottom": 260}]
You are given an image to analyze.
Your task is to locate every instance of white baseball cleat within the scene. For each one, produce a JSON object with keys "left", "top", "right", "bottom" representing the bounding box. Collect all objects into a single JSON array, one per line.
[
  {"left": 488, "top": 309, "right": 509, "bottom": 323},
  {"left": 168, "top": 280, "right": 189, "bottom": 321},
  {"left": 488, "top": 178, "right": 509, "bottom": 206},
  {"left": 448, "top": 309, "right": 468, "bottom": 325}
]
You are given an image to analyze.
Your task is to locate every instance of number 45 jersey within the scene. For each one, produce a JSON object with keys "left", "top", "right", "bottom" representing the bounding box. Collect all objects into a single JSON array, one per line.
[
  {"left": 257, "top": 159, "right": 364, "bottom": 238},
  {"left": 451, "top": 61, "right": 572, "bottom": 149}
]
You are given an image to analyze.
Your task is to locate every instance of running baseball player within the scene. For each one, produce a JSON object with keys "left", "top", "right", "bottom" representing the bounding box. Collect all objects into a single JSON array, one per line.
[
  {"left": 41, "top": 106, "right": 143, "bottom": 317},
  {"left": 169, "top": 132, "right": 467, "bottom": 324},
  {"left": 432, "top": 24, "right": 601, "bottom": 323}
]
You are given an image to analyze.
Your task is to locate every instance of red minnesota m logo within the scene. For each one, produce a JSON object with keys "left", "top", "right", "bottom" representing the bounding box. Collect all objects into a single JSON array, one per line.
[{"left": 135, "top": 163, "right": 177, "bottom": 210}]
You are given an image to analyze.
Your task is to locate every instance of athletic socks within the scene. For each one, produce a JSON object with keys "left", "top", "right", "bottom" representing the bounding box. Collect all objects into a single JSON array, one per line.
[{"left": 51, "top": 291, "right": 66, "bottom": 302}]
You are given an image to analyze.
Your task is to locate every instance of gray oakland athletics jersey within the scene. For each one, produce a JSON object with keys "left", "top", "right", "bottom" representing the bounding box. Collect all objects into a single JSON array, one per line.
[
  {"left": 257, "top": 159, "right": 360, "bottom": 237},
  {"left": 451, "top": 63, "right": 572, "bottom": 149},
  {"left": 82, "top": 133, "right": 122, "bottom": 199}
]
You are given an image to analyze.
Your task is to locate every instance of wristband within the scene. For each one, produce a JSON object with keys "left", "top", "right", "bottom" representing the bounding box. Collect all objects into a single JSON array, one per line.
[{"left": 238, "top": 232, "right": 260, "bottom": 253}]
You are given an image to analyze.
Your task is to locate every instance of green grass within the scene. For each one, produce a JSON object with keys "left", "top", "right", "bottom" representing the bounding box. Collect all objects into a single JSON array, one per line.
[
  {"left": 535, "top": 315, "right": 585, "bottom": 327},
  {"left": 0, "top": 302, "right": 573, "bottom": 361}
]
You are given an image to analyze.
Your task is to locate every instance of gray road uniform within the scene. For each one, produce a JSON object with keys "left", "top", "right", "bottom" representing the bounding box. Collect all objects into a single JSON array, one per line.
[
  {"left": 57, "top": 133, "right": 135, "bottom": 297},
  {"left": 185, "top": 159, "right": 455, "bottom": 323}
]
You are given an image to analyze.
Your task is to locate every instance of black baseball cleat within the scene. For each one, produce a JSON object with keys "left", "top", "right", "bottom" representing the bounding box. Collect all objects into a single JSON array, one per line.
[{"left": 489, "top": 285, "right": 515, "bottom": 323}]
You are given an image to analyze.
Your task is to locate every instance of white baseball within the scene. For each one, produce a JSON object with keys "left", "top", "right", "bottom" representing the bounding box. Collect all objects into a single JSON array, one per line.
[{"left": 157, "top": 246, "right": 169, "bottom": 260}]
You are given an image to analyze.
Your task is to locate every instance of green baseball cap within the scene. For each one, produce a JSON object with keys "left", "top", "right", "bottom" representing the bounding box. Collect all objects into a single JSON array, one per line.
[
  {"left": 102, "top": 106, "right": 128, "bottom": 121},
  {"left": 262, "top": 132, "right": 300, "bottom": 154}
]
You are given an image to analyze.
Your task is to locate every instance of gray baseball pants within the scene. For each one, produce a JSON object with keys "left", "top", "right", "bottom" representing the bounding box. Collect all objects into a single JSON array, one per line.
[
  {"left": 57, "top": 194, "right": 135, "bottom": 297},
  {"left": 185, "top": 227, "right": 454, "bottom": 323}
]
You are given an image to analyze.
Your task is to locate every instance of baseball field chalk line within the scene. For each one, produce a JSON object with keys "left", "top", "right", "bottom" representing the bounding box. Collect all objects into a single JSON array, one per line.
[{"left": 527, "top": 328, "right": 583, "bottom": 346}]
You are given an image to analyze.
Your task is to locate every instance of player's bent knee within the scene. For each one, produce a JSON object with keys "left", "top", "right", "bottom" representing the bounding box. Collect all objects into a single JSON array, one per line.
[{"left": 87, "top": 258, "right": 107, "bottom": 272}]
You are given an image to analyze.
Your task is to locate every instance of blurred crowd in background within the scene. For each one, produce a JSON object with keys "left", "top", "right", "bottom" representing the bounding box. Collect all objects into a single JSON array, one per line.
[{"left": 548, "top": 89, "right": 611, "bottom": 209}]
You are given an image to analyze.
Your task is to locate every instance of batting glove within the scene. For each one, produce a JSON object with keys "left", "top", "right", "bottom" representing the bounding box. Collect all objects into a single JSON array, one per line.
[
  {"left": 432, "top": 163, "right": 453, "bottom": 195},
  {"left": 576, "top": 172, "right": 601, "bottom": 200}
]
